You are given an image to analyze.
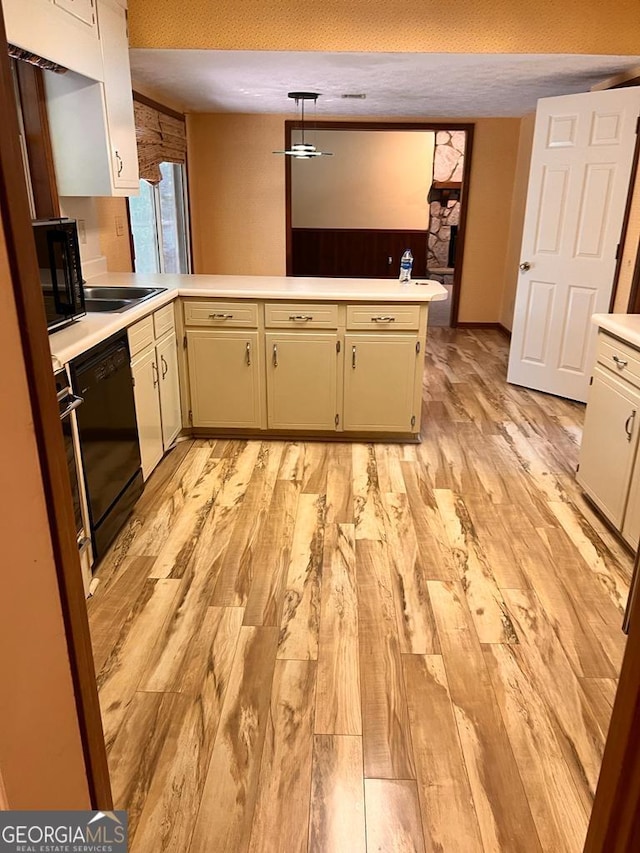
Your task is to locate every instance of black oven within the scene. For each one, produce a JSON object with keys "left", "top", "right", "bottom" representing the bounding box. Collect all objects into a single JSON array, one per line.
[{"left": 33, "top": 218, "right": 86, "bottom": 333}]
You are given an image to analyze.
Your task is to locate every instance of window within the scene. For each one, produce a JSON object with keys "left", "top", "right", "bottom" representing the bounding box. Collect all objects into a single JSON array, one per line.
[{"left": 129, "top": 161, "right": 191, "bottom": 273}]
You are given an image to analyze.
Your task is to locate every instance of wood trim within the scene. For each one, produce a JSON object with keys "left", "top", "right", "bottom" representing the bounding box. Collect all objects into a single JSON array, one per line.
[
  {"left": 14, "top": 60, "right": 60, "bottom": 219},
  {"left": 457, "top": 321, "right": 505, "bottom": 331},
  {"left": 0, "top": 10, "right": 112, "bottom": 809},
  {"left": 292, "top": 227, "right": 430, "bottom": 235},
  {"left": 609, "top": 131, "right": 640, "bottom": 312},
  {"left": 498, "top": 323, "right": 512, "bottom": 339},
  {"left": 133, "top": 90, "right": 185, "bottom": 122},
  {"left": 628, "top": 243, "right": 640, "bottom": 314},
  {"left": 584, "top": 547, "right": 640, "bottom": 850},
  {"left": 284, "top": 120, "right": 474, "bottom": 329}
]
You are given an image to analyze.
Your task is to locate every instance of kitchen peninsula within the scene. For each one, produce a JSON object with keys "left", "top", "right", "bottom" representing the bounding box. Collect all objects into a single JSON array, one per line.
[{"left": 50, "top": 274, "right": 447, "bottom": 463}]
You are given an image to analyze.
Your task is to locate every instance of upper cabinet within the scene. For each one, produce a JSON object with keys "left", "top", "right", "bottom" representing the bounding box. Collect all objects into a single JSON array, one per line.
[
  {"left": 53, "top": 0, "right": 97, "bottom": 28},
  {"left": 3, "top": 0, "right": 103, "bottom": 80},
  {"left": 42, "top": 0, "right": 139, "bottom": 196},
  {"left": 97, "top": 0, "right": 138, "bottom": 189}
]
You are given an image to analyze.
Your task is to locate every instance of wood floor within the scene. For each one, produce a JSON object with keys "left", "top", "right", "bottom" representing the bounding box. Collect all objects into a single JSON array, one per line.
[{"left": 88, "top": 328, "right": 633, "bottom": 853}]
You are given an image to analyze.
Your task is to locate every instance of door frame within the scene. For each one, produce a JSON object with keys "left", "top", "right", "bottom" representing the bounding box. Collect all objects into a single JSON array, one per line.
[
  {"left": 284, "top": 120, "right": 474, "bottom": 327},
  {"left": 585, "top": 550, "right": 640, "bottom": 850},
  {"left": 0, "top": 9, "right": 112, "bottom": 808}
]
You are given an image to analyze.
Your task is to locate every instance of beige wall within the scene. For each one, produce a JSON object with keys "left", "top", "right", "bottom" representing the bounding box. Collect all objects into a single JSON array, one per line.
[
  {"left": 0, "top": 219, "right": 90, "bottom": 808},
  {"left": 187, "top": 113, "right": 286, "bottom": 275},
  {"left": 129, "top": 0, "right": 639, "bottom": 54},
  {"left": 187, "top": 113, "right": 522, "bottom": 322},
  {"left": 97, "top": 197, "right": 133, "bottom": 272},
  {"left": 613, "top": 166, "right": 640, "bottom": 313},
  {"left": 291, "top": 130, "right": 434, "bottom": 230},
  {"left": 500, "top": 112, "right": 536, "bottom": 330}
]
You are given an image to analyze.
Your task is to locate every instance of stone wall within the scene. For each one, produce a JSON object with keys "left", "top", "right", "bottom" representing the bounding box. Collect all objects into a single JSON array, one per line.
[{"left": 428, "top": 130, "right": 465, "bottom": 270}]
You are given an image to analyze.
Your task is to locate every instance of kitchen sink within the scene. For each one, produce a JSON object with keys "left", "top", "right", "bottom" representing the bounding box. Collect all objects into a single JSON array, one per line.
[{"left": 83, "top": 285, "right": 167, "bottom": 313}]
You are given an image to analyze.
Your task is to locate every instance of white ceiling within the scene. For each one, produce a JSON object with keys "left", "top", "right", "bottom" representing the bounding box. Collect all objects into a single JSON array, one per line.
[{"left": 129, "top": 50, "right": 640, "bottom": 117}]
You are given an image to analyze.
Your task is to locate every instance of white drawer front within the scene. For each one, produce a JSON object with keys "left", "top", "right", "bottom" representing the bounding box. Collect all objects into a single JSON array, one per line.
[
  {"left": 184, "top": 300, "right": 259, "bottom": 328},
  {"left": 128, "top": 315, "right": 154, "bottom": 357},
  {"left": 597, "top": 332, "right": 640, "bottom": 389},
  {"left": 265, "top": 302, "right": 339, "bottom": 329},
  {"left": 153, "top": 303, "right": 176, "bottom": 340},
  {"left": 346, "top": 304, "right": 420, "bottom": 330}
]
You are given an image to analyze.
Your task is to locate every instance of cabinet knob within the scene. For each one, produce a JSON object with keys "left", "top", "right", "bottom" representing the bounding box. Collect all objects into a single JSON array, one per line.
[
  {"left": 152, "top": 361, "right": 159, "bottom": 388},
  {"left": 613, "top": 355, "right": 628, "bottom": 369},
  {"left": 246, "top": 342, "right": 251, "bottom": 366},
  {"left": 160, "top": 354, "right": 168, "bottom": 379},
  {"left": 115, "top": 150, "right": 123, "bottom": 177},
  {"left": 273, "top": 343, "right": 278, "bottom": 368},
  {"left": 372, "top": 316, "right": 396, "bottom": 323},
  {"left": 352, "top": 345, "right": 357, "bottom": 369},
  {"left": 289, "top": 315, "right": 313, "bottom": 321},
  {"left": 209, "top": 313, "right": 234, "bottom": 320}
]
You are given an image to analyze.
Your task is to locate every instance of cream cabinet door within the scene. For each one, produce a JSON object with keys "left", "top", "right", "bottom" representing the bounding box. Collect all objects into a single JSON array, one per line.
[
  {"left": 187, "top": 330, "right": 261, "bottom": 428},
  {"left": 343, "top": 333, "right": 419, "bottom": 432},
  {"left": 131, "top": 346, "right": 163, "bottom": 480},
  {"left": 54, "top": 0, "right": 96, "bottom": 28},
  {"left": 266, "top": 332, "right": 338, "bottom": 430},
  {"left": 99, "top": 0, "right": 139, "bottom": 190},
  {"left": 623, "top": 462, "right": 640, "bottom": 550},
  {"left": 157, "top": 332, "right": 182, "bottom": 449},
  {"left": 577, "top": 365, "right": 640, "bottom": 528}
]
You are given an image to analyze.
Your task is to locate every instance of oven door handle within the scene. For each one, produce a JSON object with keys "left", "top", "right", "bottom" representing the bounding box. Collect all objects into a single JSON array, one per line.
[{"left": 59, "top": 393, "right": 84, "bottom": 420}]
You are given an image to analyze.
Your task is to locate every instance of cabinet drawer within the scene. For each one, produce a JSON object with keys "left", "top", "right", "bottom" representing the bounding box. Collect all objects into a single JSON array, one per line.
[
  {"left": 128, "top": 315, "right": 155, "bottom": 358},
  {"left": 346, "top": 304, "right": 420, "bottom": 330},
  {"left": 265, "top": 302, "right": 338, "bottom": 329},
  {"left": 153, "top": 303, "right": 175, "bottom": 340},
  {"left": 597, "top": 332, "right": 640, "bottom": 389},
  {"left": 183, "top": 300, "right": 258, "bottom": 328}
]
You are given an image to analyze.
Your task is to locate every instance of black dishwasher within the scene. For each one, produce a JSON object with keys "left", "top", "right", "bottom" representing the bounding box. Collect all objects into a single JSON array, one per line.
[{"left": 71, "top": 332, "right": 143, "bottom": 561}]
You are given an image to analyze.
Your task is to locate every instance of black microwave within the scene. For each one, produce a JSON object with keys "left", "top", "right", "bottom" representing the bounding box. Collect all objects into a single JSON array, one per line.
[{"left": 32, "top": 218, "right": 86, "bottom": 333}]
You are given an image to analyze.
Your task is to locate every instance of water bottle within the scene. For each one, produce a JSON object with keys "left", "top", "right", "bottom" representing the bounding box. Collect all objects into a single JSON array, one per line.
[{"left": 399, "top": 249, "right": 413, "bottom": 282}]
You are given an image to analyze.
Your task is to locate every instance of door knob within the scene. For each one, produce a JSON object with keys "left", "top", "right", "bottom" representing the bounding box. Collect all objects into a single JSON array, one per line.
[{"left": 519, "top": 261, "right": 531, "bottom": 272}]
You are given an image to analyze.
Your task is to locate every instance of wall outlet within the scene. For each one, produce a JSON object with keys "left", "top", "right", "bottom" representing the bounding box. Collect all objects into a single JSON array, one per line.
[
  {"left": 78, "top": 219, "right": 87, "bottom": 244},
  {"left": 115, "top": 215, "right": 125, "bottom": 237}
]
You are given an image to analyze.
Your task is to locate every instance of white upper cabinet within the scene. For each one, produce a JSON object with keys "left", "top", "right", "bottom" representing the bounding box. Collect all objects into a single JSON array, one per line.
[
  {"left": 42, "top": 0, "right": 139, "bottom": 196},
  {"left": 2, "top": 0, "right": 103, "bottom": 80},
  {"left": 53, "top": 0, "right": 97, "bottom": 28},
  {"left": 98, "top": 0, "right": 138, "bottom": 190}
]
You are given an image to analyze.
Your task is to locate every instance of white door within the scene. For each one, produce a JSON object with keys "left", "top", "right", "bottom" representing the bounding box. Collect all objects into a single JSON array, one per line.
[{"left": 507, "top": 88, "right": 640, "bottom": 402}]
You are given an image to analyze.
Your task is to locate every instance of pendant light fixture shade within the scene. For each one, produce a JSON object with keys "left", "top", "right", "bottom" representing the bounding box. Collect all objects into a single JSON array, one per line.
[{"left": 273, "top": 92, "right": 333, "bottom": 159}]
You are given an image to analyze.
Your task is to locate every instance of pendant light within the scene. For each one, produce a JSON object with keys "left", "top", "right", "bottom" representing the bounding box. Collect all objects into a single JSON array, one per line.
[{"left": 273, "top": 92, "right": 333, "bottom": 159}]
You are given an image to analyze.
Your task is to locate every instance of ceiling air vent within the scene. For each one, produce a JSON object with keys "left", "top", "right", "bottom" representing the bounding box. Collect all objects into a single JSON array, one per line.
[{"left": 341, "top": 93, "right": 366, "bottom": 99}]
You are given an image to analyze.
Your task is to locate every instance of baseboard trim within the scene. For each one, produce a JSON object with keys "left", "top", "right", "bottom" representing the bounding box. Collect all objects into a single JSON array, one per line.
[{"left": 455, "top": 322, "right": 512, "bottom": 339}]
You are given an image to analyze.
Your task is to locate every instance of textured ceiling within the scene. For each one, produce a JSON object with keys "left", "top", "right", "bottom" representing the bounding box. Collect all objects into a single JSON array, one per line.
[{"left": 129, "top": 50, "right": 640, "bottom": 117}]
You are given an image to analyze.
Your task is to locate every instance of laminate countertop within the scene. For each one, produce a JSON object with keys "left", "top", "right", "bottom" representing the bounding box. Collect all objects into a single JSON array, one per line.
[
  {"left": 592, "top": 313, "right": 640, "bottom": 350},
  {"left": 49, "top": 273, "right": 447, "bottom": 365}
]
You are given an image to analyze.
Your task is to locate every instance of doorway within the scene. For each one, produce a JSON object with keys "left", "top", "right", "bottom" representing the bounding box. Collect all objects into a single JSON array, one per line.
[{"left": 285, "top": 121, "right": 474, "bottom": 327}]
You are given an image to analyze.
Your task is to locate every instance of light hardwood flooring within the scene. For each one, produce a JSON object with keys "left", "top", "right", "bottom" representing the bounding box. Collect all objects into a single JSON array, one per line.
[{"left": 88, "top": 328, "right": 632, "bottom": 852}]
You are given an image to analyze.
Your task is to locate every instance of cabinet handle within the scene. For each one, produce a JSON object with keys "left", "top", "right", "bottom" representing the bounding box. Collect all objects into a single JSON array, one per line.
[
  {"left": 613, "top": 355, "right": 628, "bottom": 369},
  {"left": 115, "top": 150, "right": 123, "bottom": 177},
  {"left": 209, "top": 313, "right": 234, "bottom": 319},
  {"left": 152, "top": 361, "right": 159, "bottom": 388},
  {"left": 289, "top": 314, "right": 314, "bottom": 321},
  {"left": 246, "top": 342, "right": 251, "bottom": 366},
  {"left": 625, "top": 410, "right": 636, "bottom": 442},
  {"left": 372, "top": 315, "right": 396, "bottom": 323},
  {"left": 160, "top": 354, "right": 168, "bottom": 379},
  {"left": 273, "top": 343, "right": 278, "bottom": 367},
  {"left": 352, "top": 345, "right": 357, "bottom": 369}
]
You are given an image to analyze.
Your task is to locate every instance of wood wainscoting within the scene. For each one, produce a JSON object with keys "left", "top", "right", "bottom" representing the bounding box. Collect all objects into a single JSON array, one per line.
[{"left": 291, "top": 228, "right": 428, "bottom": 279}]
